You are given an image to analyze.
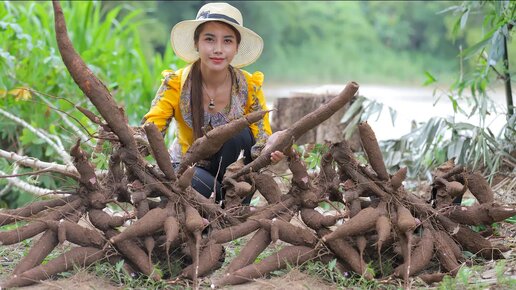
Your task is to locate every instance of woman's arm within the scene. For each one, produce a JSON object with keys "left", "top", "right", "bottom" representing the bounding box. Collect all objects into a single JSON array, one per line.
[{"left": 141, "top": 70, "right": 180, "bottom": 134}]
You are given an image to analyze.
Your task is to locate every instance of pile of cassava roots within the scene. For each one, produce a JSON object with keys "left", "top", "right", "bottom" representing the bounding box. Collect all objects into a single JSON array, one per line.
[{"left": 1, "top": 1, "right": 515, "bottom": 288}]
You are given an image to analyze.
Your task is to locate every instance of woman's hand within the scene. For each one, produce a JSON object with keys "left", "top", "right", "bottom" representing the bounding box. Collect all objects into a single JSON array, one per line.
[
  {"left": 264, "top": 130, "right": 286, "bottom": 164},
  {"left": 270, "top": 150, "right": 285, "bottom": 164}
]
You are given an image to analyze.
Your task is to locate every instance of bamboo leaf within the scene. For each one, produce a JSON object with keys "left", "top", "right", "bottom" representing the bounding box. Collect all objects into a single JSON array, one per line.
[
  {"left": 388, "top": 107, "right": 397, "bottom": 126},
  {"left": 460, "top": 9, "right": 470, "bottom": 29},
  {"left": 460, "top": 27, "right": 497, "bottom": 59},
  {"left": 423, "top": 71, "right": 437, "bottom": 86},
  {"left": 340, "top": 95, "right": 366, "bottom": 124},
  {"left": 487, "top": 29, "right": 505, "bottom": 65}
]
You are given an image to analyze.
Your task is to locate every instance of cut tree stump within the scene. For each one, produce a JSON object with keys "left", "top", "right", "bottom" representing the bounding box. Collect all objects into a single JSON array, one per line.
[{"left": 271, "top": 91, "right": 361, "bottom": 150}]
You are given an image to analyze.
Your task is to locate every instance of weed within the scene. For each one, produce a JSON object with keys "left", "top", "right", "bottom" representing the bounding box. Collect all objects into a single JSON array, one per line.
[
  {"left": 302, "top": 259, "right": 392, "bottom": 289},
  {"left": 495, "top": 260, "right": 516, "bottom": 287},
  {"left": 91, "top": 260, "right": 183, "bottom": 290}
]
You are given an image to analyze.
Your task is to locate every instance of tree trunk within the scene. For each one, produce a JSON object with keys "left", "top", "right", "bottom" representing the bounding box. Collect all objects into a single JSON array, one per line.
[{"left": 271, "top": 91, "right": 361, "bottom": 150}]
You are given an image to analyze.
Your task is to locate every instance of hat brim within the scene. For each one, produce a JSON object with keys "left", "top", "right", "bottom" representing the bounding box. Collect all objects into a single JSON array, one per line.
[{"left": 170, "top": 19, "right": 263, "bottom": 68}]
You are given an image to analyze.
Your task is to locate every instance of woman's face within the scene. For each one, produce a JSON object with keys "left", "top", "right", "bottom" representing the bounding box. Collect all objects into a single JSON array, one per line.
[{"left": 196, "top": 21, "right": 238, "bottom": 73}]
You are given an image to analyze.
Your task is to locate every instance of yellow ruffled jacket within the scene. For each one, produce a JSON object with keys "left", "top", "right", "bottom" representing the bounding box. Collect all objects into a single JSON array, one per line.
[{"left": 142, "top": 65, "right": 272, "bottom": 161}]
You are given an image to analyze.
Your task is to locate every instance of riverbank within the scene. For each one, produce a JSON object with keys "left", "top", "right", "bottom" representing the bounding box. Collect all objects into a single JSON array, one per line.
[{"left": 264, "top": 83, "right": 509, "bottom": 141}]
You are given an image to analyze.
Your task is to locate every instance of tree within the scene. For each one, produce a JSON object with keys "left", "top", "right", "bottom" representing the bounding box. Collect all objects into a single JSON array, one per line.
[
  {"left": 444, "top": 0, "right": 514, "bottom": 117},
  {"left": 380, "top": 0, "right": 515, "bottom": 179}
]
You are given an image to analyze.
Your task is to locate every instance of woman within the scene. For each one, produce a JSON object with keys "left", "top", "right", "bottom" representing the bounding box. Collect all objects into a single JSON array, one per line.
[{"left": 142, "top": 3, "right": 283, "bottom": 203}]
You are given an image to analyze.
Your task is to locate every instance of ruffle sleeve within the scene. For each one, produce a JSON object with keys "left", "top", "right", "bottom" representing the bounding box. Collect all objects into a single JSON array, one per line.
[
  {"left": 141, "top": 70, "right": 181, "bottom": 134},
  {"left": 244, "top": 70, "right": 272, "bottom": 159}
]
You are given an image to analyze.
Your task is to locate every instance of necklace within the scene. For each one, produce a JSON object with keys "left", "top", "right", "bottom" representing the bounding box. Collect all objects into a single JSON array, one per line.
[{"left": 202, "top": 71, "right": 230, "bottom": 110}]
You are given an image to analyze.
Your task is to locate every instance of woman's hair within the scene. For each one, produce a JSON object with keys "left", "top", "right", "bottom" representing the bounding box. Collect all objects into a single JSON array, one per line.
[{"left": 190, "top": 21, "right": 242, "bottom": 140}]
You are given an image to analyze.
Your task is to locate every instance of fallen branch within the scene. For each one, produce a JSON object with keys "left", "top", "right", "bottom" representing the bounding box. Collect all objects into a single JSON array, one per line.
[
  {"left": 0, "top": 169, "right": 64, "bottom": 197},
  {"left": 0, "top": 107, "right": 71, "bottom": 164},
  {"left": 0, "top": 148, "right": 107, "bottom": 178}
]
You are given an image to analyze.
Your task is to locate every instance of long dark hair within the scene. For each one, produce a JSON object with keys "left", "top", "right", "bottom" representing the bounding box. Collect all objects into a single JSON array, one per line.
[{"left": 190, "top": 21, "right": 241, "bottom": 140}]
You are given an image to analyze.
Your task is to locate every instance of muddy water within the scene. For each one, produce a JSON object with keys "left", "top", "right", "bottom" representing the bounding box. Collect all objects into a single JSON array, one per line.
[{"left": 263, "top": 84, "right": 509, "bottom": 141}]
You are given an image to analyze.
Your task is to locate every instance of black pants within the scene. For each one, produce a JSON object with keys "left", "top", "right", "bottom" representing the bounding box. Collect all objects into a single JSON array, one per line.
[{"left": 191, "top": 127, "right": 255, "bottom": 204}]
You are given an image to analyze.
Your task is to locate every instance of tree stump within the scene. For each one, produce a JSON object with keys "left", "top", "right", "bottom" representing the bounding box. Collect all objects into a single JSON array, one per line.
[{"left": 271, "top": 91, "right": 361, "bottom": 150}]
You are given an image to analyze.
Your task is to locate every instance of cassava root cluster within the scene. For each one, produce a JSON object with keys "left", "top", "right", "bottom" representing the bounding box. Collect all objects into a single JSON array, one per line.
[{"left": 1, "top": 1, "right": 515, "bottom": 288}]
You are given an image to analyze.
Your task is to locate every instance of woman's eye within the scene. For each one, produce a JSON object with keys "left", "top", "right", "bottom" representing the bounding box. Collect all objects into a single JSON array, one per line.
[
  {"left": 224, "top": 39, "right": 233, "bottom": 44},
  {"left": 204, "top": 37, "right": 214, "bottom": 42}
]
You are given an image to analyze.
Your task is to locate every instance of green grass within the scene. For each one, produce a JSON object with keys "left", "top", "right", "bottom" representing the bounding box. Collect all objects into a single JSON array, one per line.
[
  {"left": 302, "top": 259, "right": 391, "bottom": 290},
  {"left": 437, "top": 260, "right": 516, "bottom": 290},
  {"left": 90, "top": 260, "right": 185, "bottom": 290}
]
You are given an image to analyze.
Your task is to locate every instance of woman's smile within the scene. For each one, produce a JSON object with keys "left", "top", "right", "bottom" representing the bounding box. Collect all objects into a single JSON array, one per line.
[{"left": 210, "top": 57, "right": 225, "bottom": 64}]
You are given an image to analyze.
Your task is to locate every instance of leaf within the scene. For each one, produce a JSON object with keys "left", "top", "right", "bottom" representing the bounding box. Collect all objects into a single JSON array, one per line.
[
  {"left": 328, "top": 259, "right": 337, "bottom": 271},
  {"left": 437, "top": 5, "right": 462, "bottom": 15},
  {"left": 115, "top": 260, "right": 124, "bottom": 272},
  {"left": 448, "top": 95, "right": 459, "bottom": 113},
  {"left": 388, "top": 107, "right": 397, "bottom": 126},
  {"left": 460, "top": 27, "right": 497, "bottom": 60},
  {"left": 340, "top": 96, "right": 366, "bottom": 124},
  {"left": 319, "top": 202, "right": 331, "bottom": 211},
  {"left": 423, "top": 71, "right": 437, "bottom": 86},
  {"left": 460, "top": 9, "right": 470, "bottom": 30},
  {"left": 0, "top": 48, "right": 15, "bottom": 69},
  {"left": 452, "top": 122, "right": 475, "bottom": 131},
  {"left": 487, "top": 29, "right": 505, "bottom": 66},
  {"left": 506, "top": 216, "right": 516, "bottom": 224},
  {"left": 362, "top": 101, "right": 383, "bottom": 122},
  {"left": 7, "top": 88, "right": 32, "bottom": 100}
]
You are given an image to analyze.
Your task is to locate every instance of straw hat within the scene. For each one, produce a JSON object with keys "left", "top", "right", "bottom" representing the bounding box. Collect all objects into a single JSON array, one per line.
[{"left": 170, "top": 2, "right": 263, "bottom": 68}]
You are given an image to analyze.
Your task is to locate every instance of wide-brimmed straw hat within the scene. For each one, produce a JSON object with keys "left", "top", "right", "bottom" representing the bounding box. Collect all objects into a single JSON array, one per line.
[{"left": 170, "top": 2, "right": 263, "bottom": 68}]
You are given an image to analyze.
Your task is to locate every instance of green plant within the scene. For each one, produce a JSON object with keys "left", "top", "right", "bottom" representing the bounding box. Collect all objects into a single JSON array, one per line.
[
  {"left": 341, "top": 96, "right": 397, "bottom": 142},
  {"left": 494, "top": 259, "right": 516, "bottom": 287},
  {"left": 363, "top": 1, "right": 516, "bottom": 180},
  {"left": 379, "top": 114, "right": 515, "bottom": 180},
  {"left": 91, "top": 260, "right": 182, "bottom": 290},
  {"left": 0, "top": 1, "right": 182, "bottom": 207},
  {"left": 435, "top": 262, "right": 515, "bottom": 290},
  {"left": 441, "top": 1, "right": 515, "bottom": 116},
  {"left": 295, "top": 143, "right": 328, "bottom": 171},
  {"left": 302, "top": 259, "right": 387, "bottom": 289},
  {"left": 505, "top": 215, "right": 516, "bottom": 223}
]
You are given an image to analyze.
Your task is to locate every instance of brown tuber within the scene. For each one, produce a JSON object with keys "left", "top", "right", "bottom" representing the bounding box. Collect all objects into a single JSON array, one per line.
[
  {"left": 322, "top": 207, "right": 380, "bottom": 243},
  {"left": 109, "top": 207, "right": 167, "bottom": 244}
]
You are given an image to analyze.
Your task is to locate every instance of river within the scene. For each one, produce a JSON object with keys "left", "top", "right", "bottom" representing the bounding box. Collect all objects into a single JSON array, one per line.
[{"left": 263, "top": 83, "right": 510, "bottom": 141}]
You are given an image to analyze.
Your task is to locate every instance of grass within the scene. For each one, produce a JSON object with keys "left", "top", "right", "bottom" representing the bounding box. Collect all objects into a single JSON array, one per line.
[
  {"left": 90, "top": 260, "right": 184, "bottom": 290},
  {"left": 1, "top": 175, "right": 514, "bottom": 290},
  {"left": 302, "top": 259, "right": 391, "bottom": 290},
  {"left": 1, "top": 218, "right": 515, "bottom": 290},
  {"left": 436, "top": 259, "right": 516, "bottom": 290}
]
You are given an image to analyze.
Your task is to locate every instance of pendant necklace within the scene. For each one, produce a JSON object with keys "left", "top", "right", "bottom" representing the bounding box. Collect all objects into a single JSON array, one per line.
[{"left": 202, "top": 71, "right": 229, "bottom": 110}]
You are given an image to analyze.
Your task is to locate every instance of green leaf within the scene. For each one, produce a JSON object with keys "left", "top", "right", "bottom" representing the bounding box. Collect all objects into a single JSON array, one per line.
[
  {"left": 423, "top": 71, "right": 437, "bottom": 86},
  {"left": 115, "top": 260, "right": 124, "bottom": 273},
  {"left": 328, "top": 259, "right": 337, "bottom": 271},
  {"left": 487, "top": 29, "right": 505, "bottom": 65},
  {"left": 460, "top": 27, "right": 497, "bottom": 60},
  {"left": 460, "top": 9, "right": 470, "bottom": 30},
  {"left": 340, "top": 96, "right": 366, "bottom": 124},
  {"left": 506, "top": 216, "right": 516, "bottom": 224},
  {"left": 448, "top": 95, "right": 459, "bottom": 113}
]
